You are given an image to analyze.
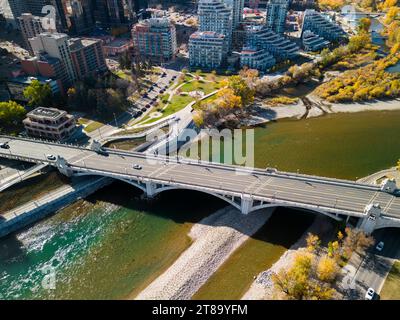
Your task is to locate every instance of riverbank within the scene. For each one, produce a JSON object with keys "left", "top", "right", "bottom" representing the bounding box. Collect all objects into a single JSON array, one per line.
[
  {"left": 241, "top": 215, "right": 336, "bottom": 300},
  {"left": 244, "top": 97, "right": 400, "bottom": 126},
  {"left": 134, "top": 207, "right": 274, "bottom": 300}
]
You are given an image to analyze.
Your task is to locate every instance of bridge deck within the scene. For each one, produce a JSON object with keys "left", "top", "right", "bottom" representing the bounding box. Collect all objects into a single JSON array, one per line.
[{"left": 1, "top": 136, "right": 399, "bottom": 218}]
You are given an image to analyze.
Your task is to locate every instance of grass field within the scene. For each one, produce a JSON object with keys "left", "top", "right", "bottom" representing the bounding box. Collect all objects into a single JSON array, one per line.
[
  {"left": 180, "top": 80, "right": 221, "bottom": 95},
  {"left": 84, "top": 121, "right": 104, "bottom": 133},
  {"left": 380, "top": 261, "right": 400, "bottom": 300}
]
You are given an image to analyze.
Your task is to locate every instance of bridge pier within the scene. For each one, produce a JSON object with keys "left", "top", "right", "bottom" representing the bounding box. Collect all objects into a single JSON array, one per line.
[
  {"left": 358, "top": 203, "right": 382, "bottom": 234},
  {"left": 145, "top": 181, "right": 157, "bottom": 199},
  {"left": 240, "top": 195, "right": 253, "bottom": 215},
  {"left": 380, "top": 178, "right": 398, "bottom": 194},
  {"left": 56, "top": 156, "right": 73, "bottom": 177}
]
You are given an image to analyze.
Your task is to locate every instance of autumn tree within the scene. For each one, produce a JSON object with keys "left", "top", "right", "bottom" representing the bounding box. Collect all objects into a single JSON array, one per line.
[
  {"left": 227, "top": 75, "right": 255, "bottom": 107},
  {"left": 272, "top": 252, "right": 337, "bottom": 300},
  {"left": 317, "top": 256, "right": 339, "bottom": 282},
  {"left": 306, "top": 233, "right": 321, "bottom": 253}
]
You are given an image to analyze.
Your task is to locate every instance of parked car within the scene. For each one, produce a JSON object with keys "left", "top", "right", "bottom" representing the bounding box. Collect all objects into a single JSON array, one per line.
[
  {"left": 376, "top": 241, "right": 384, "bottom": 252},
  {"left": 365, "top": 288, "right": 375, "bottom": 300},
  {"left": 132, "top": 164, "right": 142, "bottom": 170},
  {"left": 141, "top": 107, "right": 147, "bottom": 112}
]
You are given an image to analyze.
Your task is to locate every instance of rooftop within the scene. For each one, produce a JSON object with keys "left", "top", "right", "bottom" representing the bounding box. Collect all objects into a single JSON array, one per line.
[{"left": 27, "top": 107, "right": 67, "bottom": 120}]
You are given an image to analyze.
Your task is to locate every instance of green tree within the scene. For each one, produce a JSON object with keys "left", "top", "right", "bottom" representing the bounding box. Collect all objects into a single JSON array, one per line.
[
  {"left": 0, "top": 100, "right": 26, "bottom": 133},
  {"left": 23, "top": 79, "right": 52, "bottom": 107}
]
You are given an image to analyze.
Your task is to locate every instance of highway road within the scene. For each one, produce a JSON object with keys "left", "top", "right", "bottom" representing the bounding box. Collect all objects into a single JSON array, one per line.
[{"left": 0, "top": 136, "right": 400, "bottom": 219}]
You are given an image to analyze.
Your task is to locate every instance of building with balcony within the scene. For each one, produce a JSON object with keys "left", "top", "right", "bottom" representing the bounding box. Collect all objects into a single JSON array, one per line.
[
  {"left": 132, "top": 17, "right": 177, "bottom": 62},
  {"left": 265, "top": 0, "right": 289, "bottom": 34},
  {"left": 17, "top": 13, "right": 44, "bottom": 54},
  {"left": 246, "top": 25, "right": 299, "bottom": 60},
  {"left": 189, "top": 31, "right": 227, "bottom": 70},
  {"left": 302, "top": 30, "right": 330, "bottom": 52},
  {"left": 240, "top": 47, "right": 276, "bottom": 71},
  {"left": 68, "top": 37, "right": 107, "bottom": 79},
  {"left": 198, "top": 0, "right": 233, "bottom": 48},
  {"left": 301, "top": 9, "right": 347, "bottom": 42},
  {"left": 29, "top": 32, "right": 77, "bottom": 85},
  {"left": 23, "top": 107, "right": 76, "bottom": 141}
]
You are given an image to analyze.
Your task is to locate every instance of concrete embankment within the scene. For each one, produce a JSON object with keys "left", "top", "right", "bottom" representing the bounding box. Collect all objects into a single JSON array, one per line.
[
  {"left": 0, "top": 176, "right": 111, "bottom": 238},
  {"left": 135, "top": 207, "right": 274, "bottom": 300}
]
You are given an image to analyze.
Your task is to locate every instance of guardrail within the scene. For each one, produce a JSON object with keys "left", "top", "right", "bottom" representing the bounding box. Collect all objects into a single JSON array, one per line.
[
  {"left": 0, "top": 135, "right": 387, "bottom": 193},
  {"left": 69, "top": 165, "right": 369, "bottom": 218}
]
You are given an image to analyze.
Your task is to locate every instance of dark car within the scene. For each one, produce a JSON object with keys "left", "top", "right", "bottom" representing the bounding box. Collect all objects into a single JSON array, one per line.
[
  {"left": 141, "top": 107, "right": 147, "bottom": 112},
  {"left": 145, "top": 104, "right": 151, "bottom": 108},
  {"left": 0, "top": 142, "right": 10, "bottom": 149}
]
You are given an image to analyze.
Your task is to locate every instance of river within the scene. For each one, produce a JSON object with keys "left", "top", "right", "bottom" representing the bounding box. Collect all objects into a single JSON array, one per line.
[{"left": 1, "top": 110, "right": 400, "bottom": 299}]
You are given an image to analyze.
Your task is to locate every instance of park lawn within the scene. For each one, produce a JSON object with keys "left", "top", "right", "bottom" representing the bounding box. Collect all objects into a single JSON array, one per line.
[
  {"left": 200, "top": 72, "right": 228, "bottom": 83},
  {"left": 380, "top": 261, "right": 400, "bottom": 300},
  {"left": 139, "top": 94, "right": 194, "bottom": 125},
  {"left": 180, "top": 80, "right": 221, "bottom": 95},
  {"left": 77, "top": 117, "right": 90, "bottom": 125},
  {"left": 84, "top": 121, "right": 104, "bottom": 133}
]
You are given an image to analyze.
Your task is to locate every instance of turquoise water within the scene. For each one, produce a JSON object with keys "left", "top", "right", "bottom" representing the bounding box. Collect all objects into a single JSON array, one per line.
[
  {"left": 0, "top": 185, "right": 224, "bottom": 299},
  {"left": 1, "top": 110, "right": 400, "bottom": 299}
]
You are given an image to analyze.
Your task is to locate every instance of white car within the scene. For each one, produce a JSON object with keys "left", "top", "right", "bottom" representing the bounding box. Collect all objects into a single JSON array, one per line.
[
  {"left": 132, "top": 164, "right": 142, "bottom": 170},
  {"left": 376, "top": 241, "right": 384, "bottom": 252},
  {"left": 365, "top": 288, "right": 375, "bottom": 300},
  {"left": 46, "top": 154, "right": 56, "bottom": 161}
]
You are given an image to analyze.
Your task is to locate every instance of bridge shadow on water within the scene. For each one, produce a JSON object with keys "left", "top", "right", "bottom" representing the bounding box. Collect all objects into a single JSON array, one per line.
[{"left": 86, "top": 180, "right": 337, "bottom": 247}]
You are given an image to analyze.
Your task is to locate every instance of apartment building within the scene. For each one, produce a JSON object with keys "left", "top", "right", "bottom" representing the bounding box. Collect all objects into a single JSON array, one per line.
[
  {"left": 301, "top": 9, "right": 347, "bottom": 42},
  {"left": 29, "top": 32, "right": 77, "bottom": 84},
  {"left": 18, "top": 13, "right": 44, "bottom": 54},
  {"left": 265, "top": 0, "right": 289, "bottom": 34},
  {"left": 240, "top": 47, "right": 276, "bottom": 71},
  {"left": 246, "top": 25, "right": 299, "bottom": 60},
  {"left": 302, "top": 30, "right": 330, "bottom": 52},
  {"left": 189, "top": 31, "right": 227, "bottom": 70},
  {"left": 132, "top": 17, "right": 177, "bottom": 62},
  {"left": 68, "top": 37, "right": 107, "bottom": 79}
]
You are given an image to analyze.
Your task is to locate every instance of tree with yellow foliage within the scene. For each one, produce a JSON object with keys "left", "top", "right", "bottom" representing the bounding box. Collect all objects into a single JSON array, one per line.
[
  {"left": 317, "top": 256, "right": 339, "bottom": 282},
  {"left": 306, "top": 233, "right": 321, "bottom": 253}
]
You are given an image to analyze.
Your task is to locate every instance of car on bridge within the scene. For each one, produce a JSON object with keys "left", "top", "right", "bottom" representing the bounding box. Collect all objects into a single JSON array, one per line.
[
  {"left": 133, "top": 164, "right": 142, "bottom": 170},
  {"left": 0, "top": 142, "right": 10, "bottom": 149},
  {"left": 46, "top": 154, "right": 56, "bottom": 161}
]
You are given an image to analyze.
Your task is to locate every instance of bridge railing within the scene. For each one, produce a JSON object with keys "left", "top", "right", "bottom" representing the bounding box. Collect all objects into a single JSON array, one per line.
[
  {"left": 70, "top": 165, "right": 368, "bottom": 218},
  {"left": 0, "top": 135, "right": 384, "bottom": 192}
]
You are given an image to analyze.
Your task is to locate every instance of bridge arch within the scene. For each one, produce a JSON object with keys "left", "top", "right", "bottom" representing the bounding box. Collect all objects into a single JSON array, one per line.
[
  {"left": 73, "top": 172, "right": 147, "bottom": 193},
  {"left": 249, "top": 203, "right": 343, "bottom": 221},
  {"left": 151, "top": 185, "right": 242, "bottom": 211}
]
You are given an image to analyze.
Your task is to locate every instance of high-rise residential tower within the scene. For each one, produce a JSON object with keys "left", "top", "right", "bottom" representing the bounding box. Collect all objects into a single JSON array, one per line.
[{"left": 265, "top": 0, "right": 289, "bottom": 34}]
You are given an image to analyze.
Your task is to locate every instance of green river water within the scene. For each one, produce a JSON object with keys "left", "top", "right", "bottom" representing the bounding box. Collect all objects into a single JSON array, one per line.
[{"left": 1, "top": 110, "right": 400, "bottom": 299}]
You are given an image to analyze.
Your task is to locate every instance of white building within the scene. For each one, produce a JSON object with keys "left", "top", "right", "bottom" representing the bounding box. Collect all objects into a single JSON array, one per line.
[
  {"left": 240, "top": 47, "right": 276, "bottom": 71},
  {"left": 225, "top": 0, "right": 245, "bottom": 29},
  {"left": 29, "top": 32, "right": 77, "bottom": 84},
  {"left": 246, "top": 25, "right": 299, "bottom": 60},
  {"left": 302, "top": 9, "right": 347, "bottom": 42},
  {"left": 189, "top": 31, "right": 227, "bottom": 70},
  {"left": 302, "top": 30, "right": 330, "bottom": 52},
  {"left": 198, "top": 0, "right": 233, "bottom": 44}
]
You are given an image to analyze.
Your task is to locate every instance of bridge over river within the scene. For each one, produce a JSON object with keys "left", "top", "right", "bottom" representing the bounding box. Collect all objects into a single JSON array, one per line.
[{"left": 0, "top": 135, "right": 399, "bottom": 234}]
